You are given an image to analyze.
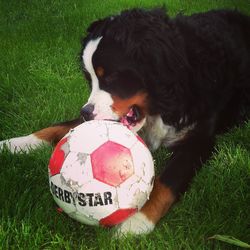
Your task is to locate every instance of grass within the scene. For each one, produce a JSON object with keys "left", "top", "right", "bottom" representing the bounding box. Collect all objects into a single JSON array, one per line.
[{"left": 0, "top": 0, "right": 250, "bottom": 249}]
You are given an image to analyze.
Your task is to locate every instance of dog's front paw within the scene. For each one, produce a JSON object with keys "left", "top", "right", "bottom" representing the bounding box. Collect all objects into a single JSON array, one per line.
[
  {"left": 115, "top": 212, "right": 155, "bottom": 237},
  {"left": 0, "top": 134, "right": 46, "bottom": 153}
]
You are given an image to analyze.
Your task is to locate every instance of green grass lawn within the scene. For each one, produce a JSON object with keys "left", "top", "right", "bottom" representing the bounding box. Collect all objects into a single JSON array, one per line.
[{"left": 0, "top": 0, "right": 250, "bottom": 249}]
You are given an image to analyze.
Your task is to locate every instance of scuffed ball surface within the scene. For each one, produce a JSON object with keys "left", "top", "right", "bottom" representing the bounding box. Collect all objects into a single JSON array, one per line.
[{"left": 48, "top": 120, "right": 154, "bottom": 226}]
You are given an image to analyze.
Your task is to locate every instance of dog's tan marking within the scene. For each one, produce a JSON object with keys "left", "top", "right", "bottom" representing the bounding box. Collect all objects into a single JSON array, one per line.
[
  {"left": 96, "top": 66, "right": 105, "bottom": 77},
  {"left": 35, "top": 119, "right": 82, "bottom": 144},
  {"left": 35, "top": 126, "right": 69, "bottom": 144},
  {"left": 111, "top": 92, "right": 148, "bottom": 117},
  {"left": 140, "top": 177, "right": 176, "bottom": 223}
]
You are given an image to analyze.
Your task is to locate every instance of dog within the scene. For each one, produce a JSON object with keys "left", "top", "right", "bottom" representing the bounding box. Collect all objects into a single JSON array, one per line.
[{"left": 1, "top": 8, "right": 250, "bottom": 236}]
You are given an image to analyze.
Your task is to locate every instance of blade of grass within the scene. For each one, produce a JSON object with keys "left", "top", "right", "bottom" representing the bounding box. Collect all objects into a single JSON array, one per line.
[{"left": 208, "top": 235, "right": 250, "bottom": 248}]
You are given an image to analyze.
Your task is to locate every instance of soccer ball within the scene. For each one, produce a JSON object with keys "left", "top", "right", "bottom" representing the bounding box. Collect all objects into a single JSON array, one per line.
[{"left": 48, "top": 120, "right": 154, "bottom": 227}]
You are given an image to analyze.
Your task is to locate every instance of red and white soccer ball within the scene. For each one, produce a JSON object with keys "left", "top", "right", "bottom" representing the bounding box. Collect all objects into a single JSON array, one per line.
[{"left": 48, "top": 120, "right": 154, "bottom": 227}]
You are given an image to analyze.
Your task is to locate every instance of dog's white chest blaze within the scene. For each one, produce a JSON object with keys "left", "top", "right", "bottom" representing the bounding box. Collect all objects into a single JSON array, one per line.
[
  {"left": 81, "top": 37, "right": 119, "bottom": 120},
  {"left": 143, "top": 115, "right": 195, "bottom": 151}
]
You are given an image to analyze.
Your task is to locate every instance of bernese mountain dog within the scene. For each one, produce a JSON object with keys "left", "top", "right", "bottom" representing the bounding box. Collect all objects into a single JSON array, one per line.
[{"left": 1, "top": 8, "right": 250, "bottom": 236}]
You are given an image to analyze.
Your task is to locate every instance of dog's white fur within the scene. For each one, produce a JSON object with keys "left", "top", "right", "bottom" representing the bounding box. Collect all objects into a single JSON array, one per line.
[
  {"left": 0, "top": 134, "right": 47, "bottom": 153},
  {"left": 115, "top": 212, "right": 155, "bottom": 237}
]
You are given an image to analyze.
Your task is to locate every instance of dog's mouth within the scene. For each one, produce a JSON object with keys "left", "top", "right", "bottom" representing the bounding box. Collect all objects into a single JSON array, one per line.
[
  {"left": 81, "top": 104, "right": 144, "bottom": 130},
  {"left": 120, "top": 106, "right": 142, "bottom": 128}
]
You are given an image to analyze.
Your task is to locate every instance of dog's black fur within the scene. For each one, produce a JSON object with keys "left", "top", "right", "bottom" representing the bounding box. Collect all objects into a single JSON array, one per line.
[{"left": 81, "top": 8, "right": 250, "bottom": 197}]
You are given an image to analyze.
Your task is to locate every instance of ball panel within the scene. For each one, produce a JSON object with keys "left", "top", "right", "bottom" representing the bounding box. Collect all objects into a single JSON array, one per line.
[
  {"left": 91, "top": 141, "right": 134, "bottom": 187},
  {"left": 60, "top": 152, "right": 92, "bottom": 189},
  {"left": 130, "top": 141, "right": 155, "bottom": 186},
  {"left": 49, "top": 137, "right": 68, "bottom": 176},
  {"left": 75, "top": 179, "right": 119, "bottom": 221},
  {"left": 49, "top": 174, "right": 77, "bottom": 214},
  {"left": 107, "top": 122, "right": 137, "bottom": 149},
  {"left": 69, "top": 121, "right": 109, "bottom": 154},
  {"left": 99, "top": 208, "right": 137, "bottom": 227},
  {"left": 68, "top": 211, "right": 99, "bottom": 226},
  {"left": 116, "top": 175, "right": 151, "bottom": 209}
]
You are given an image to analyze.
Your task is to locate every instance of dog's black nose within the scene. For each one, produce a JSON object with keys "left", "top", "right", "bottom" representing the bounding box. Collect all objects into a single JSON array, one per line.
[{"left": 80, "top": 104, "right": 95, "bottom": 121}]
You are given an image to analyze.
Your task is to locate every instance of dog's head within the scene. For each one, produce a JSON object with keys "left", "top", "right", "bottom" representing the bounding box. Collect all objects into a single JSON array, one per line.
[
  {"left": 80, "top": 9, "right": 157, "bottom": 132},
  {"left": 80, "top": 8, "right": 190, "bottom": 132},
  {"left": 80, "top": 34, "right": 149, "bottom": 132}
]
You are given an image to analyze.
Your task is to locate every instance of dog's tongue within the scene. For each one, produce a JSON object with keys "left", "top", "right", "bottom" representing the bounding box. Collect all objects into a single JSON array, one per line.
[{"left": 120, "top": 108, "right": 135, "bottom": 129}]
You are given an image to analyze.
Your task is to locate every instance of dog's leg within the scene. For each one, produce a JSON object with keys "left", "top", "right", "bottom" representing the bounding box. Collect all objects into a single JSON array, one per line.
[
  {"left": 115, "top": 177, "right": 175, "bottom": 236},
  {"left": 0, "top": 118, "right": 82, "bottom": 153},
  {"left": 116, "top": 128, "right": 215, "bottom": 236}
]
